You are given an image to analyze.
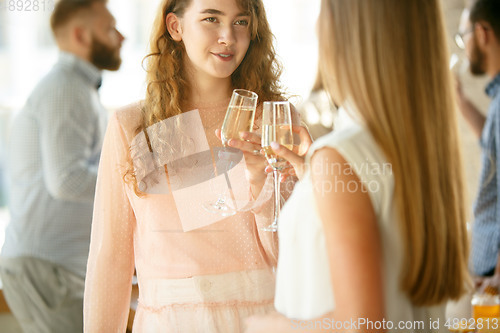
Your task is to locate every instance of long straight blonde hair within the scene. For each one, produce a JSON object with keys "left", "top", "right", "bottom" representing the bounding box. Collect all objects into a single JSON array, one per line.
[{"left": 318, "top": 0, "right": 469, "bottom": 306}]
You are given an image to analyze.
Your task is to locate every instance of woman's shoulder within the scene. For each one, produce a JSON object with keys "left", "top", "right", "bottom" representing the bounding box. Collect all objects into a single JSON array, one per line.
[
  {"left": 115, "top": 101, "right": 143, "bottom": 124},
  {"left": 111, "top": 101, "right": 144, "bottom": 140},
  {"left": 306, "top": 108, "right": 391, "bottom": 179},
  {"left": 306, "top": 111, "right": 393, "bottom": 215},
  {"left": 307, "top": 112, "right": 367, "bottom": 159}
]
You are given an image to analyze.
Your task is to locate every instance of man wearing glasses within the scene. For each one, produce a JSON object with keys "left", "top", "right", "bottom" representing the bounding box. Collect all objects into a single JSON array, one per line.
[{"left": 456, "top": 0, "right": 500, "bottom": 291}]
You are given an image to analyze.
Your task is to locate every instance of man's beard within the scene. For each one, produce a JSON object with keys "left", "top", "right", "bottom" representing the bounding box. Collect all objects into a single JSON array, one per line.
[
  {"left": 90, "top": 36, "right": 122, "bottom": 71},
  {"left": 470, "top": 36, "right": 486, "bottom": 76}
]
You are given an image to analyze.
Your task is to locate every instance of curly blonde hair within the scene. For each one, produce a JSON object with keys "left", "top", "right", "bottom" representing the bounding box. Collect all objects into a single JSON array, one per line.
[
  {"left": 142, "top": 0, "right": 282, "bottom": 126},
  {"left": 126, "top": 0, "right": 283, "bottom": 195}
]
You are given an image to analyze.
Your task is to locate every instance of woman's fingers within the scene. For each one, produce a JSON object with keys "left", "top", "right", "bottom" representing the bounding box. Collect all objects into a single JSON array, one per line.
[
  {"left": 293, "top": 126, "right": 313, "bottom": 155},
  {"left": 225, "top": 131, "right": 263, "bottom": 155},
  {"left": 270, "top": 142, "right": 303, "bottom": 168},
  {"left": 270, "top": 142, "right": 306, "bottom": 180},
  {"left": 292, "top": 125, "right": 311, "bottom": 138},
  {"left": 239, "top": 131, "right": 261, "bottom": 143},
  {"left": 214, "top": 129, "right": 262, "bottom": 154},
  {"left": 228, "top": 138, "right": 261, "bottom": 154}
]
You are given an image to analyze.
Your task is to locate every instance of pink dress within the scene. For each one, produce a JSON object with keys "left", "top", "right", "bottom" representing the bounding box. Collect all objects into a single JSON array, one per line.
[{"left": 83, "top": 101, "right": 294, "bottom": 332}]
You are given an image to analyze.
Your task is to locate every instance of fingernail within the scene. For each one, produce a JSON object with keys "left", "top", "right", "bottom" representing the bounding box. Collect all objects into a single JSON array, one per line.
[
  {"left": 271, "top": 142, "right": 279, "bottom": 150},
  {"left": 240, "top": 131, "right": 249, "bottom": 139}
]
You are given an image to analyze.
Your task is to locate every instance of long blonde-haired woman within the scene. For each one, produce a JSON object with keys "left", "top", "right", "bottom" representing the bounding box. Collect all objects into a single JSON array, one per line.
[
  {"left": 83, "top": 0, "right": 297, "bottom": 332},
  {"left": 246, "top": 0, "right": 470, "bottom": 332}
]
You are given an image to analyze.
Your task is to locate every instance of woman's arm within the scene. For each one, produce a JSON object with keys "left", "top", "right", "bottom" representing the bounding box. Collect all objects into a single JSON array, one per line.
[
  {"left": 311, "top": 147, "right": 385, "bottom": 332},
  {"left": 246, "top": 147, "right": 385, "bottom": 333},
  {"left": 84, "top": 112, "right": 136, "bottom": 332}
]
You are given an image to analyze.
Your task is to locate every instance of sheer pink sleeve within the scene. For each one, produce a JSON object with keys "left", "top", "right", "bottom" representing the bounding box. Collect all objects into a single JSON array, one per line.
[
  {"left": 251, "top": 107, "right": 301, "bottom": 267},
  {"left": 84, "top": 112, "right": 136, "bottom": 332}
]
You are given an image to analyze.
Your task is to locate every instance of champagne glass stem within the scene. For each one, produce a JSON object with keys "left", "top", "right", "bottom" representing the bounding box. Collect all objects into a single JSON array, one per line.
[
  {"left": 271, "top": 168, "right": 281, "bottom": 231},
  {"left": 203, "top": 152, "right": 237, "bottom": 216},
  {"left": 224, "top": 160, "right": 238, "bottom": 210}
]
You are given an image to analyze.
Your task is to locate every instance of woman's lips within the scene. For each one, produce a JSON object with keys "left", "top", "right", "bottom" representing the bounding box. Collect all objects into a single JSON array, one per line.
[{"left": 212, "top": 53, "right": 234, "bottom": 62}]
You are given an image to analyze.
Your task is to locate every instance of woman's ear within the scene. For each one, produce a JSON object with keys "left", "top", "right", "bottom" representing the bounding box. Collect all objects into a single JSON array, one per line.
[{"left": 166, "top": 13, "right": 183, "bottom": 41}]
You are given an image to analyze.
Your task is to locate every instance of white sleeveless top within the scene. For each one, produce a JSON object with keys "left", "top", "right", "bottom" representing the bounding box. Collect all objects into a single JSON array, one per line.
[{"left": 274, "top": 109, "right": 447, "bottom": 331}]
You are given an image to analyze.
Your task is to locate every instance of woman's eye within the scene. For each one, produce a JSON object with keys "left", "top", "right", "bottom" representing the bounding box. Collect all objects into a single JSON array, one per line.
[
  {"left": 235, "top": 19, "right": 249, "bottom": 26},
  {"left": 204, "top": 17, "right": 217, "bottom": 23}
]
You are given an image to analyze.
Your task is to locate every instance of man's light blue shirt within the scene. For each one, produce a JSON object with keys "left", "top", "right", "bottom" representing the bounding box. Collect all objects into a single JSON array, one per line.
[
  {"left": 471, "top": 73, "right": 500, "bottom": 275},
  {"left": 1, "top": 52, "right": 108, "bottom": 278}
]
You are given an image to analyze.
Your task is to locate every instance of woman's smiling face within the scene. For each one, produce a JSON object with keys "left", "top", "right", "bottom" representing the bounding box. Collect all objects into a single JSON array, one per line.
[{"left": 171, "top": 0, "right": 252, "bottom": 82}]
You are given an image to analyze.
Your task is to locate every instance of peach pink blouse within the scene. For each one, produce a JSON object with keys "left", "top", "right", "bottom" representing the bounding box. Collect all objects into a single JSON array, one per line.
[{"left": 83, "top": 101, "right": 293, "bottom": 332}]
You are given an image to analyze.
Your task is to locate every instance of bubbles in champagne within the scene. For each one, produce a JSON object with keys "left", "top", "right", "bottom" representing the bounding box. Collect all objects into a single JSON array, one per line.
[
  {"left": 221, "top": 106, "right": 256, "bottom": 146},
  {"left": 261, "top": 124, "right": 293, "bottom": 169}
]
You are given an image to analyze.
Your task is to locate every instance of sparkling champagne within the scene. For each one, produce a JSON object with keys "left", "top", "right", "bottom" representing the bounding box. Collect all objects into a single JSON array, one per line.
[
  {"left": 261, "top": 124, "right": 293, "bottom": 168},
  {"left": 221, "top": 106, "right": 256, "bottom": 146},
  {"left": 260, "top": 100, "right": 292, "bottom": 232}
]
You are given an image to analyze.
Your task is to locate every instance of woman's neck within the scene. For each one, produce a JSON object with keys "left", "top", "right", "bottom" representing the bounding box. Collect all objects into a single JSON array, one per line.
[
  {"left": 189, "top": 82, "right": 232, "bottom": 106},
  {"left": 185, "top": 70, "right": 233, "bottom": 106}
]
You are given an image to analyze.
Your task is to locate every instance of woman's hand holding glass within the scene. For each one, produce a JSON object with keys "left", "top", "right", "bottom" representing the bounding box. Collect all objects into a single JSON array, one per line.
[
  {"left": 203, "top": 89, "right": 258, "bottom": 216},
  {"left": 214, "top": 129, "right": 268, "bottom": 198},
  {"left": 264, "top": 125, "right": 313, "bottom": 182},
  {"left": 260, "top": 101, "right": 294, "bottom": 232}
]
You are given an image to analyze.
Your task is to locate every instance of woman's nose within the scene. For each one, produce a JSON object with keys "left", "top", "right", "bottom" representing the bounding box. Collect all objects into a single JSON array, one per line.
[{"left": 218, "top": 26, "right": 236, "bottom": 46}]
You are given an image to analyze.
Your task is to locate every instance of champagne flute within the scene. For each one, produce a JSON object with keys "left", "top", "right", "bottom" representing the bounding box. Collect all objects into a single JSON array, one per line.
[
  {"left": 261, "top": 101, "right": 293, "bottom": 232},
  {"left": 203, "top": 89, "right": 258, "bottom": 216}
]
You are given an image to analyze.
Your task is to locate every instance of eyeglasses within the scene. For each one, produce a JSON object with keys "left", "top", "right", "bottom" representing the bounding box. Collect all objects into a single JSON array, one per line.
[
  {"left": 455, "top": 27, "right": 473, "bottom": 50},
  {"left": 455, "top": 24, "right": 490, "bottom": 49}
]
